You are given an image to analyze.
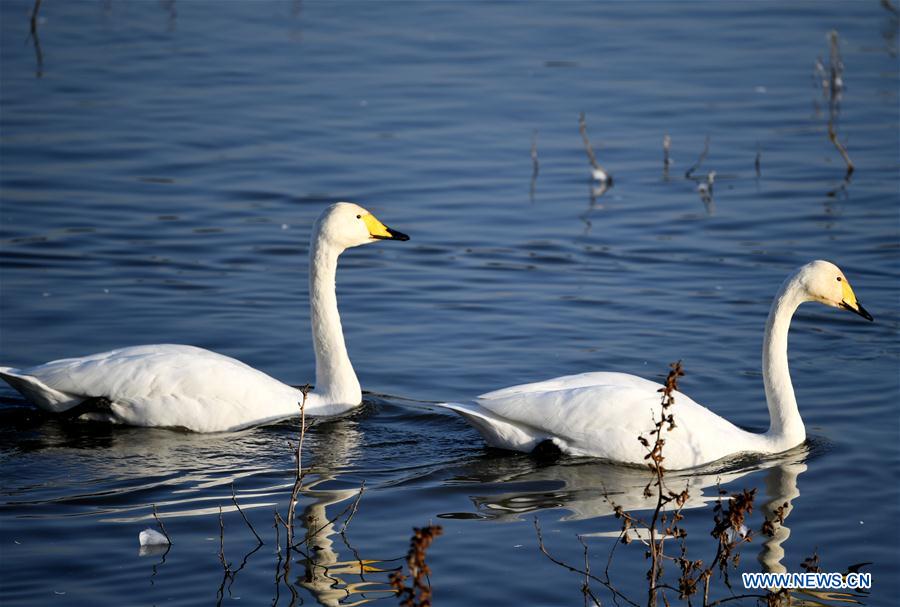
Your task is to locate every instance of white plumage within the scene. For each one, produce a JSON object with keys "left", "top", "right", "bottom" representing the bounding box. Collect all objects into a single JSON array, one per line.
[
  {"left": 0, "top": 202, "right": 409, "bottom": 432},
  {"left": 440, "top": 261, "right": 872, "bottom": 469}
]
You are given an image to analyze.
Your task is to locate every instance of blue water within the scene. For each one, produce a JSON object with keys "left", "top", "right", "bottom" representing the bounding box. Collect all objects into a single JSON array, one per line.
[{"left": 1, "top": 2, "right": 898, "bottom": 606}]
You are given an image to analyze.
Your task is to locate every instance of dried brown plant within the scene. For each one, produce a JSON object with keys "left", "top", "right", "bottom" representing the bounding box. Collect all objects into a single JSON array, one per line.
[
  {"left": 800, "top": 550, "right": 820, "bottom": 573},
  {"left": 761, "top": 502, "right": 788, "bottom": 537},
  {"left": 390, "top": 525, "right": 444, "bottom": 607},
  {"left": 536, "top": 360, "right": 793, "bottom": 607}
]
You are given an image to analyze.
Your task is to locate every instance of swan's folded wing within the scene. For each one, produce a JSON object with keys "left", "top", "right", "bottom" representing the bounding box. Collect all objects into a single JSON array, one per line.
[
  {"left": 478, "top": 371, "right": 661, "bottom": 401},
  {"left": 475, "top": 381, "right": 756, "bottom": 465},
  {"left": 476, "top": 383, "right": 662, "bottom": 448},
  {"left": 8, "top": 345, "right": 300, "bottom": 431}
]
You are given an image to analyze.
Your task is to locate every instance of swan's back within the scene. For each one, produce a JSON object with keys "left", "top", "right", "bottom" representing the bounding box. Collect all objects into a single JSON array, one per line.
[
  {"left": 466, "top": 372, "right": 759, "bottom": 468},
  {"left": 0, "top": 345, "right": 303, "bottom": 432},
  {"left": 478, "top": 371, "right": 661, "bottom": 401}
]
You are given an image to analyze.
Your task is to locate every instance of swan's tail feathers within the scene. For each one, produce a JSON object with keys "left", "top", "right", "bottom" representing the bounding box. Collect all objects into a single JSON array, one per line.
[
  {"left": 0, "top": 368, "right": 81, "bottom": 412},
  {"left": 438, "top": 402, "right": 545, "bottom": 453}
]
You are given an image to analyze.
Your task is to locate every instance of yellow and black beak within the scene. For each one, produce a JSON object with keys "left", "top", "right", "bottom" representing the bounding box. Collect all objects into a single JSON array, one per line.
[
  {"left": 362, "top": 213, "right": 410, "bottom": 241},
  {"left": 839, "top": 299, "right": 873, "bottom": 321},
  {"left": 838, "top": 278, "right": 873, "bottom": 321}
]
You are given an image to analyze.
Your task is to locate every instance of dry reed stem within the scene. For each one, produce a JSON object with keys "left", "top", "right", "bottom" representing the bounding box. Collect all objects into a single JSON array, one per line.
[
  {"left": 645, "top": 361, "right": 685, "bottom": 607},
  {"left": 828, "top": 122, "right": 854, "bottom": 178},
  {"left": 663, "top": 134, "right": 672, "bottom": 176},
  {"left": 151, "top": 504, "right": 172, "bottom": 545},
  {"left": 339, "top": 481, "right": 366, "bottom": 535},
  {"left": 578, "top": 535, "right": 602, "bottom": 607},
  {"left": 685, "top": 136, "right": 709, "bottom": 179},
  {"left": 534, "top": 518, "right": 640, "bottom": 607},
  {"left": 231, "top": 482, "right": 264, "bottom": 546},
  {"left": 578, "top": 112, "right": 601, "bottom": 170},
  {"left": 218, "top": 505, "right": 230, "bottom": 572},
  {"left": 285, "top": 384, "right": 312, "bottom": 548},
  {"left": 30, "top": 0, "right": 42, "bottom": 34},
  {"left": 824, "top": 31, "right": 854, "bottom": 178},
  {"left": 543, "top": 360, "right": 787, "bottom": 607},
  {"left": 292, "top": 482, "right": 366, "bottom": 549},
  {"left": 530, "top": 130, "right": 539, "bottom": 202}
]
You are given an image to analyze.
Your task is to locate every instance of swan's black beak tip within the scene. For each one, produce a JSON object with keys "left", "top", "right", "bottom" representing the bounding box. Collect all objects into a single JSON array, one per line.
[
  {"left": 841, "top": 300, "right": 874, "bottom": 322},
  {"left": 372, "top": 227, "right": 409, "bottom": 242},
  {"left": 858, "top": 304, "right": 874, "bottom": 322}
]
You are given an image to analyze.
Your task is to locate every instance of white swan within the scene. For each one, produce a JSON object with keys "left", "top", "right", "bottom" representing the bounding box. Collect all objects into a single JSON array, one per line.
[
  {"left": 439, "top": 261, "right": 872, "bottom": 469},
  {"left": 0, "top": 202, "right": 409, "bottom": 432}
]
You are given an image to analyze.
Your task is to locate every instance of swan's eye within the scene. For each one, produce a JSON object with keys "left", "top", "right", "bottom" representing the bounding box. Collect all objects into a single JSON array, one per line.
[
  {"left": 836, "top": 277, "right": 842, "bottom": 282},
  {"left": 356, "top": 215, "right": 361, "bottom": 219}
]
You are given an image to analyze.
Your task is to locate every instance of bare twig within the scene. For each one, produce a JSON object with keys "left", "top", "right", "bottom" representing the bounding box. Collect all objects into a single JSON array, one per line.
[
  {"left": 293, "top": 482, "right": 367, "bottom": 548},
  {"left": 151, "top": 504, "right": 172, "bottom": 545},
  {"left": 218, "top": 505, "right": 230, "bottom": 573},
  {"left": 272, "top": 510, "right": 285, "bottom": 605},
  {"left": 578, "top": 535, "right": 602, "bottom": 607},
  {"left": 339, "top": 481, "right": 366, "bottom": 535},
  {"left": 231, "top": 482, "right": 264, "bottom": 546},
  {"left": 274, "top": 509, "right": 283, "bottom": 557},
  {"left": 823, "top": 30, "right": 853, "bottom": 179},
  {"left": 30, "top": 0, "right": 42, "bottom": 35},
  {"left": 285, "top": 384, "right": 312, "bottom": 547},
  {"left": 828, "top": 122, "right": 855, "bottom": 178},
  {"left": 530, "top": 130, "right": 539, "bottom": 202},
  {"left": 579, "top": 112, "right": 600, "bottom": 170},
  {"left": 827, "top": 30, "right": 843, "bottom": 99},
  {"left": 534, "top": 518, "right": 640, "bottom": 607},
  {"left": 27, "top": 0, "right": 43, "bottom": 78},
  {"left": 685, "top": 136, "right": 710, "bottom": 179},
  {"left": 663, "top": 134, "right": 672, "bottom": 177}
]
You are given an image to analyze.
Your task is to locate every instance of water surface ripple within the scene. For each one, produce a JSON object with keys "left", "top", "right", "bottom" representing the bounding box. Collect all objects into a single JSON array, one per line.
[{"left": 1, "top": 2, "right": 898, "bottom": 606}]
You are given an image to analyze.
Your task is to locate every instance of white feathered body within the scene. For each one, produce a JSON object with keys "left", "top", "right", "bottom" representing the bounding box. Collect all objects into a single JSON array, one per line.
[
  {"left": 0, "top": 345, "right": 339, "bottom": 432},
  {"left": 0, "top": 202, "right": 410, "bottom": 432},
  {"left": 440, "top": 262, "right": 876, "bottom": 469},
  {"left": 441, "top": 371, "right": 771, "bottom": 470}
]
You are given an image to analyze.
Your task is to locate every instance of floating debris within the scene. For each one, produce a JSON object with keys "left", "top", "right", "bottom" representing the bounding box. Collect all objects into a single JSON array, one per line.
[{"left": 139, "top": 528, "right": 170, "bottom": 547}]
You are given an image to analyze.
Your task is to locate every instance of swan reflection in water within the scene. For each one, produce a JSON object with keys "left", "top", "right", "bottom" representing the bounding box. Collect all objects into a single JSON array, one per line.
[
  {"left": 450, "top": 449, "right": 809, "bottom": 524},
  {"left": 271, "top": 409, "right": 398, "bottom": 607},
  {"left": 21, "top": 406, "right": 399, "bottom": 607},
  {"left": 287, "top": 478, "right": 396, "bottom": 607},
  {"left": 441, "top": 445, "right": 869, "bottom": 606}
]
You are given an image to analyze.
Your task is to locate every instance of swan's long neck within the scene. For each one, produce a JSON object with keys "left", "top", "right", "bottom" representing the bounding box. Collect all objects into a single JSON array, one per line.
[
  {"left": 309, "top": 234, "right": 361, "bottom": 405},
  {"left": 761, "top": 276, "right": 807, "bottom": 448}
]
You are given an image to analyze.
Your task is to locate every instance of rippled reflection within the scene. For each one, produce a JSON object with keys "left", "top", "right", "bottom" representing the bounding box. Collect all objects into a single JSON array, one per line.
[
  {"left": 274, "top": 413, "right": 394, "bottom": 607},
  {"left": 442, "top": 446, "right": 809, "bottom": 522},
  {"left": 440, "top": 444, "right": 871, "bottom": 606}
]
